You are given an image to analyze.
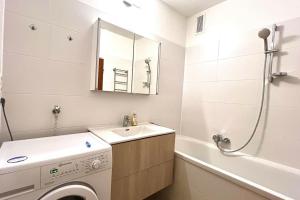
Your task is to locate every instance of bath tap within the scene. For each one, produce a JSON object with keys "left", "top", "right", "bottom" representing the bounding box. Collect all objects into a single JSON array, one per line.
[{"left": 212, "top": 134, "right": 231, "bottom": 146}]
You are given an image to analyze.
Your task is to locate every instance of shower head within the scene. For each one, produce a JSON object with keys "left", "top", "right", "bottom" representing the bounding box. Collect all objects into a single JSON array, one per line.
[
  {"left": 258, "top": 28, "right": 271, "bottom": 52},
  {"left": 258, "top": 28, "right": 271, "bottom": 39},
  {"left": 145, "top": 58, "right": 151, "bottom": 65},
  {"left": 122, "top": 0, "right": 132, "bottom": 7}
]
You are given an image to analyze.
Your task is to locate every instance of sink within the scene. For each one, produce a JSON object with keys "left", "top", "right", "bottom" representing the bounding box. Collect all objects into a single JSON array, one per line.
[
  {"left": 112, "top": 125, "right": 154, "bottom": 137},
  {"left": 89, "top": 123, "right": 175, "bottom": 144}
]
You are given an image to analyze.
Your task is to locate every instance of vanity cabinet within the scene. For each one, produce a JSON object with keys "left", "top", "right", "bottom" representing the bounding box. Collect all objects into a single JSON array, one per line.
[{"left": 111, "top": 133, "right": 175, "bottom": 200}]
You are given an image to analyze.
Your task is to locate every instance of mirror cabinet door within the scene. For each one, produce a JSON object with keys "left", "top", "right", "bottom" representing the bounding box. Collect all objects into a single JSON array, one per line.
[
  {"left": 90, "top": 18, "right": 160, "bottom": 95},
  {"left": 91, "top": 19, "right": 134, "bottom": 93},
  {"left": 132, "top": 35, "right": 161, "bottom": 95}
]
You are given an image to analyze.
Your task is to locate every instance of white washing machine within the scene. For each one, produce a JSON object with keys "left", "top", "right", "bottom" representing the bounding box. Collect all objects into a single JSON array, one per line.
[{"left": 0, "top": 132, "right": 112, "bottom": 200}]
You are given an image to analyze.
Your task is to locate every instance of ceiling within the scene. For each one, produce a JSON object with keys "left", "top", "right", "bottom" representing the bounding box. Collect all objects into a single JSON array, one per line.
[{"left": 161, "top": 0, "right": 226, "bottom": 16}]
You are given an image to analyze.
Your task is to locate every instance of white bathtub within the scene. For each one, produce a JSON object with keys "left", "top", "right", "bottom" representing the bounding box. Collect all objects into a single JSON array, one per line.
[{"left": 175, "top": 136, "right": 300, "bottom": 200}]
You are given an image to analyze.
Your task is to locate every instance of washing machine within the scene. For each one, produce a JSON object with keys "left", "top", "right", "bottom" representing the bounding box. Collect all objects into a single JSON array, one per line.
[{"left": 0, "top": 132, "right": 112, "bottom": 200}]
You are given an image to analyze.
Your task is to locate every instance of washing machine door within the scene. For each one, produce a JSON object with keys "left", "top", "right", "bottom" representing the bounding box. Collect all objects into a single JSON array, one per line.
[{"left": 39, "top": 184, "right": 99, "bottom": 200}]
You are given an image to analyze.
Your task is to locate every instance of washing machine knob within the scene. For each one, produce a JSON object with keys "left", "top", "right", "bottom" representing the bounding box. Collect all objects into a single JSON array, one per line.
[{"left": 91, "top": 159, "right": 101, "bottom": 170}]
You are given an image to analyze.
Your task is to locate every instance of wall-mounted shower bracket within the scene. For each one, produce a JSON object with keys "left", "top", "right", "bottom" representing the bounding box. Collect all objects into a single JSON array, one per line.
[
  {"left": 272, "top": 72, "right": 288, "bottom": 80},
  {"left": 265, "top": 49, "right": 279, "bottom": 54}
]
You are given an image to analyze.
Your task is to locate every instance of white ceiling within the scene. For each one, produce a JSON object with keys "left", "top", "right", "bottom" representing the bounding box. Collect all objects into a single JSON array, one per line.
[{"left": 161, "top": 0, "right": 226, "bottom": 16}]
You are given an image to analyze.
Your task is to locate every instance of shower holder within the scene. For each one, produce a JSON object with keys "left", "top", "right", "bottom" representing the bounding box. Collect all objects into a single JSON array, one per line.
[
  {"left": 272, "top": 72, "right": 288, "bottom": 77},
  {"left": 265, "top": 49, "right": 279, "bottom": 54}
]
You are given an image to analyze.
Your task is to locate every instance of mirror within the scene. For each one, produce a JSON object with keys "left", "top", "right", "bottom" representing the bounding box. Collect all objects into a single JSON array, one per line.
[
  {"left": 90, "top": 19, "right": 134, "bottom": 93},
  {"left": 90, "top": 18, "right": 161, "bottom": 95}
]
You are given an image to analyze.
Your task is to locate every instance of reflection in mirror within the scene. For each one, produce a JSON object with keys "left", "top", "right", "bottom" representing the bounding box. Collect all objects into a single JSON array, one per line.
[
  {"left": 132, "top": 35, "right": 161, "bottom": 95},
  {"left": 99, "top": 20, "right": 134, "bottom": 93}
]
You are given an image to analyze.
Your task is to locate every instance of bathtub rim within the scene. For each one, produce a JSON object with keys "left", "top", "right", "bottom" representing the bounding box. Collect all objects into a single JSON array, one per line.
[{"left": 175, "top": 135, "right": 295, "bottom": 200}]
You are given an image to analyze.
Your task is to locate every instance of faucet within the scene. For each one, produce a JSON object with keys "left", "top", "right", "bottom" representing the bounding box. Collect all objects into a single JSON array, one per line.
[
  {"left": 122, "top": 113, "right": 138, "bottom": 127},
  {"left": 123, "top": 115, "right": 130, "bottom": 127},
  {"left": 212, "top": 134, "right": 231, "bottom": 146}
]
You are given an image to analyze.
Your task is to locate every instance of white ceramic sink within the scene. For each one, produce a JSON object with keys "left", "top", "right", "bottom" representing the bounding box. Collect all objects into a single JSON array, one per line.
[
  {"left": 89, "top": 123, "right": 175, "bottom": 144},
  {"left": 112, "top": 125, "right": 154, "bottom": 137}
]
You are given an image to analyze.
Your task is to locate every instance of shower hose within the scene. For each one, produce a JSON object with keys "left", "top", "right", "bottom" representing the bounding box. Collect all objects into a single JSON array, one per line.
[{"left": 216, "top": 53, "right": 268, "bottom": 153}]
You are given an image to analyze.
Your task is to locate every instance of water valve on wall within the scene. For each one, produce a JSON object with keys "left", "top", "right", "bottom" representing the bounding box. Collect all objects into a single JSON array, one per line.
[
  {"left": 52, "top": 105, "right": 61, "bottom": 135},
  {"left": 52, "top": 105, "right": 61, "bottom": 117}
]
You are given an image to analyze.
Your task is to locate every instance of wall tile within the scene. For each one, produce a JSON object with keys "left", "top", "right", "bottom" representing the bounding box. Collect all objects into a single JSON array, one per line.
[
  {"left": 185, "top": 61, "right": 217, "bottom": 82},
  {"left": 5, "top": 0, "right": 51, "bottom": 22},
  {"left": 50, "top": 0, "right": 99, "bottom": 31},
  {"left": 4, "top": 12, "right": 51, "bottom": 57},
  {"left": 181, "top": 101, "right": 216, "bottom": 141},
  {"left": 269, "top": 79, "right": 300, "bottom": 108},
  {"left": 159, "top": 58, "right": 185, "bottom": 84},
  {"left": 0, "top": 93, "right": 63, "bottom": 133},
  {"left": 258, "top": 127, "right": 300, "bottom": 169},
  {"left": 2, "top": 53, "right": 89, "bottom": 95},
  {"left": 272, "top": 45, "right": 300, "bottom": 77},
  {"left": 185, "top": 34, "right": 219, "bottom": 64},
  {"left": 217, "top": 80, "right": 261, "bottom": 105},
  {"left": 0, "top": 0, "right": 4, "bottom": 12},
  {"left": 49, "top": 25, "right": 91, "bottom": 64},
  {"left": 214, "top": 103, "right": 259, "bottom": 150},
  {"left": 217, "top": 54, "right": 265, "bottom": 81},
  {"left": 219, "top": 29, "right": 264, "bottom": 59},
  {"left": 264, "top": 106, "right": 300, "bottom": 139},
  {"left": 160, "top": 39, "right": 185, "bottom": 62},
  {"left": 183, "top": 81, "right": 219, "bottom": 103},
  {"left": 257, "top": 106, "right": 300, "bottom": 165},
  {"left": 2, "top": 52, "right": 46, "bottom": 94},
  {"left": 276, "top": 17, "right": 300, "bottom": 50},
  {"left": 42, "top": 60, "right": 89, "bottom": 96}
]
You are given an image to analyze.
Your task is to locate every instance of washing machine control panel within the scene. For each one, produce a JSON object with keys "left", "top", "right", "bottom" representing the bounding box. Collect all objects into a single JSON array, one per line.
[{"left": 41, "top": 151, "right": 112, "bottom": 188}]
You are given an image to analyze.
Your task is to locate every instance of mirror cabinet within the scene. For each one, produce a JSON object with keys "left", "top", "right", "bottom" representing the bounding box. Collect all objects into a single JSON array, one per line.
[{"left": 90, "top": 19, "right": 161, "bottom": 95}]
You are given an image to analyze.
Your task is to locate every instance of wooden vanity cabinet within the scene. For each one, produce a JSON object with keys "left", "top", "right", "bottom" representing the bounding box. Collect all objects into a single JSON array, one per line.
[{"left": 111, "top": 133, "right": 175, "bottom": 200}]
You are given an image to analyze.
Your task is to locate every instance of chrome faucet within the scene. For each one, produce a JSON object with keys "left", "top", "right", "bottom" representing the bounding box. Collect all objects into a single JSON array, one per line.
[
  {"left": 212, "top": 134, "right": 231, "bottom": 146},
  {"left": 122, "top": 115, "right": 130, "bottom": 127}
]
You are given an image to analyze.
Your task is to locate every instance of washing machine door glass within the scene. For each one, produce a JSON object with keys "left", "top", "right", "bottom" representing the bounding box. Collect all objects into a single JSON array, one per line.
[{"left": 40, "top": 184, "right": 99, "bottom": 200}]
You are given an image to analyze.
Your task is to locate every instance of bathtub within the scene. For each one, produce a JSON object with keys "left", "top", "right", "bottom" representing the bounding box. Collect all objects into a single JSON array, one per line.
[{"left": 174, "top": 135, "right": 300, "bottom": 200}]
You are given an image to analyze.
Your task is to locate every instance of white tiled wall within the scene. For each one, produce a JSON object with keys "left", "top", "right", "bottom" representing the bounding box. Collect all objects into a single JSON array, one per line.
[
  {"left": 182, "top": 14, "right": 300, "bottom": 170},
  {"left": 0, "top": 0, "right": 186, "bottom": 142}
]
